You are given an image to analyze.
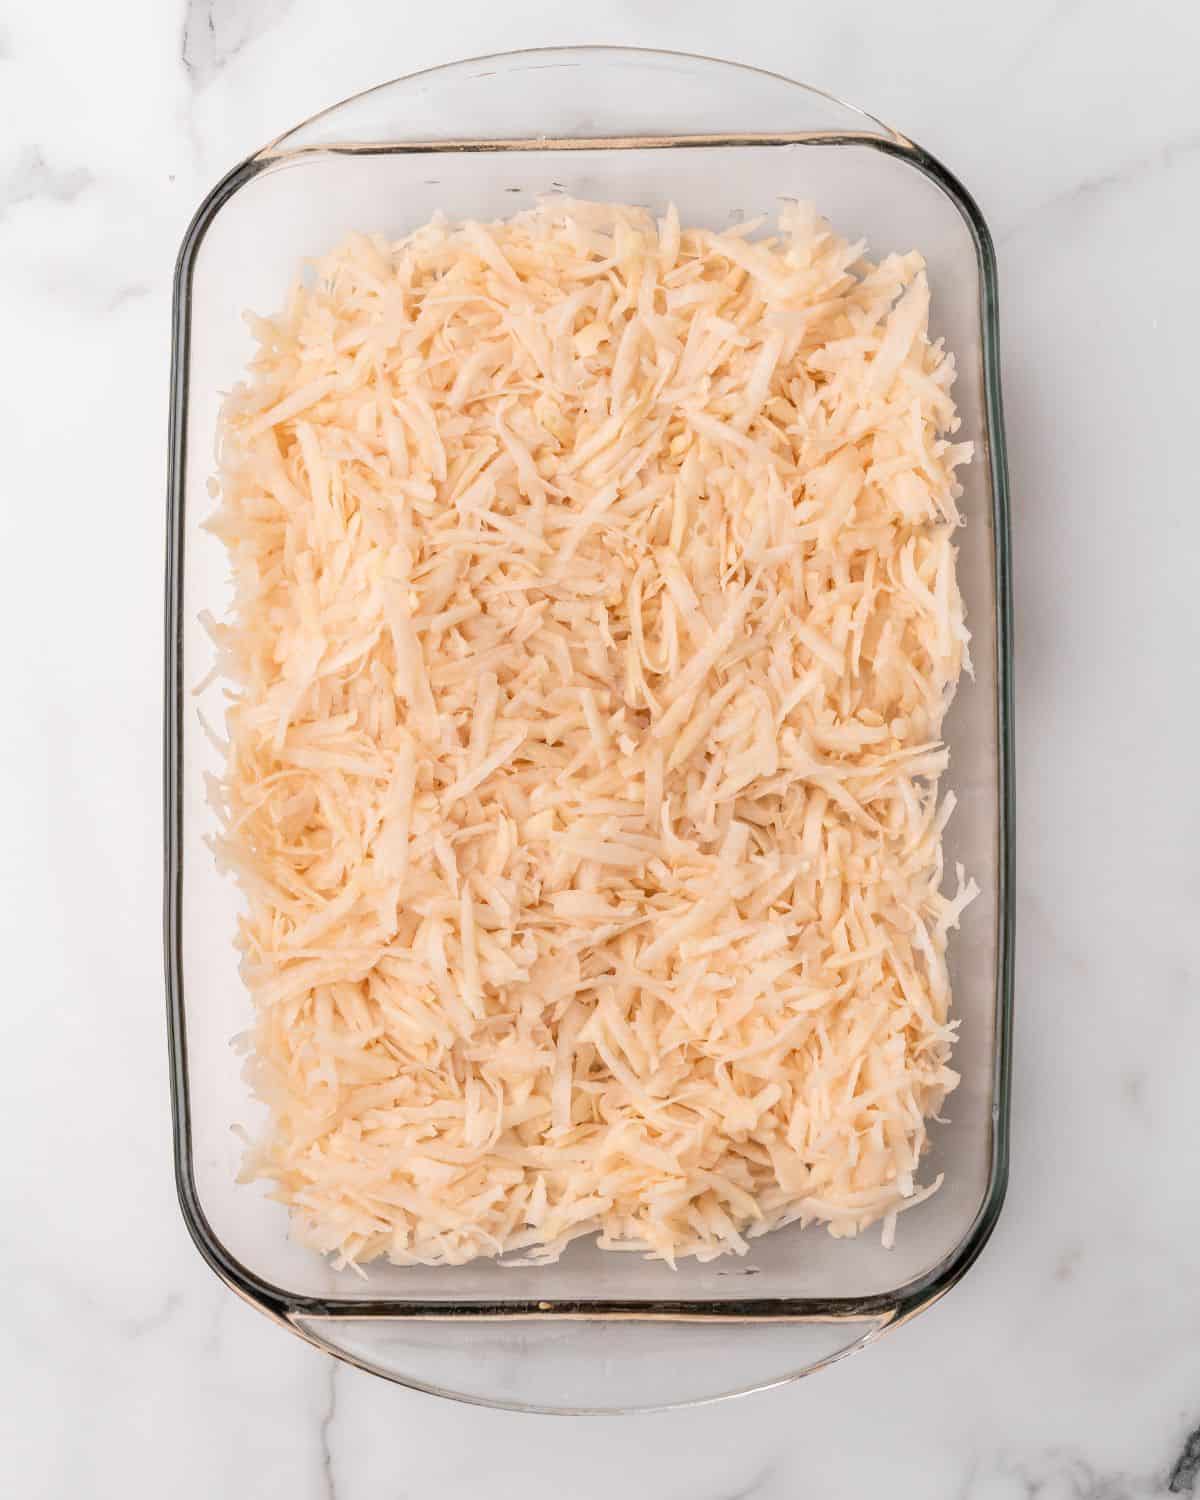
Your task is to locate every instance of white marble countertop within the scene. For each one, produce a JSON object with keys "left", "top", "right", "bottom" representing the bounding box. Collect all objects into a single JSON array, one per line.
[{"left": 3, "top": 0, "right": 1199, "bottom": 1494}]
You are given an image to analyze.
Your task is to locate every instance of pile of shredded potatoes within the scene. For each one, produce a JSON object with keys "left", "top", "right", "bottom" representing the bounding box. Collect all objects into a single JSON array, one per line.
[{"left": 205, "top": 198, "right": 978, "bottom": 1269}]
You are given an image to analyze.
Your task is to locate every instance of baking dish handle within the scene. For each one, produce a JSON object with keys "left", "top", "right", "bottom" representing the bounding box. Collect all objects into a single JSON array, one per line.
[
  {"left": 263, "top": 46, "right": 902, "bottom": 158},
  {"left": 289, "top": 1310, "right": 896, "bottom": 1412}
]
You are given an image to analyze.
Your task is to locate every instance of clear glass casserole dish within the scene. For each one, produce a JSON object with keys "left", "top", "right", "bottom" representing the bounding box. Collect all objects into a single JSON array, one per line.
[{"left": 165, "top": 45, "right": 1014, "bottom": 1413}]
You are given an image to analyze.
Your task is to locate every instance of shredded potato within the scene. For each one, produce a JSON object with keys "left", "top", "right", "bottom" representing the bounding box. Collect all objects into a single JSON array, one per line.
[{"left": 206, "top": 199, "right": 977, "bottom": 1268}]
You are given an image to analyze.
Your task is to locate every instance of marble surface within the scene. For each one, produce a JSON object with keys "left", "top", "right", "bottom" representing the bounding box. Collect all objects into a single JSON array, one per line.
[{"left": 2, "top": 0, "right": 1199, "bottom": 1493}]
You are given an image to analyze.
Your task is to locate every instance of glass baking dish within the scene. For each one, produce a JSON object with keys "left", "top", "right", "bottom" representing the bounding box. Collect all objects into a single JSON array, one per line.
[{"left": 165, "top": 45, "right": 1014, "bottom": 1413}]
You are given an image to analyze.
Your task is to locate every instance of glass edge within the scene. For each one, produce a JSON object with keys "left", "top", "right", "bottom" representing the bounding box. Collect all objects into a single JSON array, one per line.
[
  {"left": 258, "top": 44, "right": 907, "bottom": 158},
  {"left": 286, "top": 1310, "right": 893, "bottom": 1415},
  {"left": 164, "top": 129, "right": 1013, "bottom": 1335}
]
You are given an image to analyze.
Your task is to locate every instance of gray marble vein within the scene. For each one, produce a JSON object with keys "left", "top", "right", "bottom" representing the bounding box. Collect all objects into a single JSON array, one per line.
[
  {"left": 181, "top": 0, "right": 295, "bottom": 88},
  {"left": 122, "top": 1291, "right": 184, "bottom": 1341},
  {"left": 996, "top": 0, "right": 1086, "bottom": 85},
  {"left": 961, "top": 1442, "right": 1200, "bottom": 1499},
  {"left": 1052, "top": 1242, "right": 1083, "bottom": 1283},
  {"left": 1169, "top": 1423, "right": 1200, "bottom": 1495},
  {"left": 319, "top": 1362, "right": 339, "bottom": 1500},
  {"left": 106, "top": 281, "right": 153, "bottom": 313},
  {"left": 717, "top": 1461, "right": 778, "bottom": 1500},
  {"left": 1001, "top": 131, "right": 1200, "bottom": 242},
  {"left": 0, "top": 147, "right": 92, "bottom": 216}
]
